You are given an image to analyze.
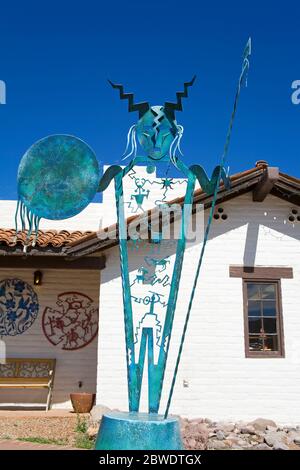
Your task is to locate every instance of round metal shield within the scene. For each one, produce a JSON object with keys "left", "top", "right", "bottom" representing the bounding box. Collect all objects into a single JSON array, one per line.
[{"left": 17, "top": 134, "right": 99, "bottom": 220}]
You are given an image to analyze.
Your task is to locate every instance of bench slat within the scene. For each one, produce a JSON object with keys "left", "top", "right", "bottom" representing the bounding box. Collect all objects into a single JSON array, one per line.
[
  {"left": 0, "top": 377, "right": 50, "bottom": 384},
  {"left": 0, "top": 384, "right": 49, "bottom": 388}
]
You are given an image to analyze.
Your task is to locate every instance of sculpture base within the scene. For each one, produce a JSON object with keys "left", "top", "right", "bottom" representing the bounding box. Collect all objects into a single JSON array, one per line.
[{"left": 95, "top": 411, "right": 183, "bottom": 450}]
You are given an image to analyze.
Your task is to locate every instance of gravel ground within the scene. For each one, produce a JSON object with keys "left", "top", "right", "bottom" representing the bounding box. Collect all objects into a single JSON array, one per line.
[
  {"left": 0, "top": 415, "right": 82, "bottom": 446},
  {"left": 180, "top": 417, "right": 300, "bottom": 450},
  {"left": 3, "top": 412, "right": 300, "bottom": 450}
]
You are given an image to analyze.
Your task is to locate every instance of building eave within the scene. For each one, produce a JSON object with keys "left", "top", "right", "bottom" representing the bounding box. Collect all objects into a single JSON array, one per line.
[
  {"left": 2, "top": 164, "right": 299, "bottom": 260},
  {"left": 66, "top": 164, "right": 300, "bottom": 258}
]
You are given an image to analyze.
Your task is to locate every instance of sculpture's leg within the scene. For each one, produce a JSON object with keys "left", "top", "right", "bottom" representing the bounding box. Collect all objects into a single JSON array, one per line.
[
  {"left": 115, "top": 173, "right": 141, "bottom": 411},
  {"left": 115, "top": 172, "right": 165, "bottom": 413},
  {"left": 148, "top": 173, "right": 197, "bottom": 413}
]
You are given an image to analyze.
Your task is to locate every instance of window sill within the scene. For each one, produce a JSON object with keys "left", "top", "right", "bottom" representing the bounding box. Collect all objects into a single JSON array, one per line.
[{"left": 245, "top": 352, "right": 285, "bottom": 358}]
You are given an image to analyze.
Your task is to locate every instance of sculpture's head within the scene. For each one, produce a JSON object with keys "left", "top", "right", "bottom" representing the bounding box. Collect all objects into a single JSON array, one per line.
[
  {"left": 108, "top": 77, "right": 196, "bottom": 161},
  {"left": 135, "top": 106, "right": 178, "bottom": 160}
]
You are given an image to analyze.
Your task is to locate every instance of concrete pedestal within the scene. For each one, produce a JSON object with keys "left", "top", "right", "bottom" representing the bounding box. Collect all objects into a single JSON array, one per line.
[{"left": 95, "top": 411, "right": 183, "bottom": 450}]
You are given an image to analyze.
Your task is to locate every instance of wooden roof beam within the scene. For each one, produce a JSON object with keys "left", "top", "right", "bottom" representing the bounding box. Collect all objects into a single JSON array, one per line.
[
  {"left": 252, "top": 166, "right": 279, "bottom": 202},
  {"left": 0, "top": 255, "right": 106, "bottom": 270}
]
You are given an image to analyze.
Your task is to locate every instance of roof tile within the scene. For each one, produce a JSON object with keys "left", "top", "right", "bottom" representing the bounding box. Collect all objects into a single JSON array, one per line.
[{"left": 0, "top": 229, "right": 94, "bottom": 248}]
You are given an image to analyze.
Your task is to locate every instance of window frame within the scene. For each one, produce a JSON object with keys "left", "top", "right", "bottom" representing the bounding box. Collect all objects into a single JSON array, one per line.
[{"left": 242, "top": 279, "right": 285, "bottom": 358}]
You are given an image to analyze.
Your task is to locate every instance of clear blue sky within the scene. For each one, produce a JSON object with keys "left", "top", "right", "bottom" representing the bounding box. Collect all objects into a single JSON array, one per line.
[{"left": 0, "top": 0, "right": 299, "bottom": 200}]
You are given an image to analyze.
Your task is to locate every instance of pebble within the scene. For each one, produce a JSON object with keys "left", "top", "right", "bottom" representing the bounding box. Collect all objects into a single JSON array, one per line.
[
  {"left": 222, "top": 423, "right": 235, "bottom": 433},
  {"left": 264, "top": 431, "right": 286, "bottom": 447},
  {"left": 287, "top": 431, "right": 300, "bottom": 445},
  {"left": 240, "top": 425, "right": 256, "bottom": 435},
  {"left": 273, "top": 441, "right": 290, "bottom": 451},
  {"left": 237, "top": 439, "right": 248, "bottom": 446},
  {"left": 251, "top": 418, "right": 277, "bottom": 432},
  {"left": 207, "top": 439, "right": 227, "bottom": 450},
  {"left": 266, "top": 425, "right": 278, "bottom": 432},
  {"left": 216, "top": 430, "right": 226, "bottom": 440},
  {"left": 253, "top": 443, "right": 272, "bottom": 450}
]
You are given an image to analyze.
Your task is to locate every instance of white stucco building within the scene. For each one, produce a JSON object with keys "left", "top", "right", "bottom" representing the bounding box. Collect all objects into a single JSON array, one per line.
[{"left": 1, "top": 161, "right": 300, "bottom": 424}]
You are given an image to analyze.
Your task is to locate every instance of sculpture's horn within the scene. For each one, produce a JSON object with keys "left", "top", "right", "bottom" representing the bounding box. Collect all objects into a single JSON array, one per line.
[
  {"left": 108, "top": 80, "right": 150, "bottom": 117},
  {"left": 164, "top": 76, "right": 196, "bottom": 118}
]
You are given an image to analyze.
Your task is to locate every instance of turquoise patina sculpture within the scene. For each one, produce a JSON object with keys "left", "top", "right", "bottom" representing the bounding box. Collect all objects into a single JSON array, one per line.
[
  {"left": 96, "top": 39, "right": 251, "bottom": 449},
  {"left": 13, "top": 38, "right": 251, "bottom": 449},
  {"left": 98, "top": 77, "right": 230, "bottom": 418}
]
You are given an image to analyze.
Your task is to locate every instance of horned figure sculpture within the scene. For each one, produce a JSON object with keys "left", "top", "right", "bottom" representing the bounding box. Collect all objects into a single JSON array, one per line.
[
  {"left": 13, "top": 38, "right": 250, "bottom": 449},
  {"left": 97, "top": 41, "right": 251, "bottom": 441},
  {"left": 101, "top": 76, "right": 229, "bottom": 193},
  {"left": 98, "top": 77, "right": 232, "bottom": 419}
]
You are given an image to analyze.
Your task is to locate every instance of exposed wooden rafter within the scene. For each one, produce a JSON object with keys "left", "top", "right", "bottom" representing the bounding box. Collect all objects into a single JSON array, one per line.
[
  {"left": 252, "top": 167, "right": 279, "bottom": 202},
  {"left": 0, "top": 255, "right": 106, "bottom": 270},
  {"left": 229, "top": 265, "right": 293, "bottom": 279}
]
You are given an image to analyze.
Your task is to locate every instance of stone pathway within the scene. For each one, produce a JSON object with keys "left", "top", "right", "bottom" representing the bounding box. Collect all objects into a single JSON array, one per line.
[{"left": 0, "top": 439, "right": 75, "bottom": 450}]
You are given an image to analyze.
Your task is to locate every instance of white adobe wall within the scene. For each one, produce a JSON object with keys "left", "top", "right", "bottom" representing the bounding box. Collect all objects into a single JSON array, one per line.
[
  {"left": 96, "top": 192, "right": 300, "bottom": 424},
  {"left": 0, "top": 268, "right": 100, "bottom": 409},
  {"left": 0, "top": 201, "right": 103, "bottom": 232}
]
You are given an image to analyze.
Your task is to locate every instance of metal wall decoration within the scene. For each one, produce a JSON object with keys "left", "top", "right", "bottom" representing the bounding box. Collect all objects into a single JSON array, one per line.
[
  {"left": 0, "top": 279, "right": 39, "bottom": 336},
  {"left": 42, "top": 292, "right": 99, "bottom": 350},
  {"left": 15, "top": 134, "right": 99, "bottom": 249}
]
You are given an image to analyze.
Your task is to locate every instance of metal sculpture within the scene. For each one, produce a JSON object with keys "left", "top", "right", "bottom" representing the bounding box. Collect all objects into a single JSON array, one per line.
[
  {"left": 42, "top": 292, "right": 98, "bottom": 350},
  {"left": 15, "top": 134, "right": 99, "bottom": 249},
  {"left": 0, "top": 279, "right": 39, "bottom": 336},
  {"left": 96, "top": 38, "right": 251, "bottom": 449},
  {"left": 12, "top": 38, "right": 251, "bottom": 449}
]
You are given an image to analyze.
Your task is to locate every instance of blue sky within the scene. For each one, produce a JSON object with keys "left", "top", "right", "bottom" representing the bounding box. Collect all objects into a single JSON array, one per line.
[{"left": 0, "top": 0, "right": 299, "bottom": 200}]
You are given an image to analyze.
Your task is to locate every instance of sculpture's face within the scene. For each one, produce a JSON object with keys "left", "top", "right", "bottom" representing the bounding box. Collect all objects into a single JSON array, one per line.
[{"left": 136, "top": 106, "right": 177, "bottom": 160}]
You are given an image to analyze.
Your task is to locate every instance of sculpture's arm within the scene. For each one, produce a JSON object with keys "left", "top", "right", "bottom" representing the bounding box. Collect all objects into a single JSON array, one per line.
[
  {"left": 98, "top": 156, "right": 153, "bottom": 192},
  {"left": 189, "top": 164, "right": 230, "bottom": 195},
  {"left": 98, "top": 165, "right": 123, "bottom": 192}
]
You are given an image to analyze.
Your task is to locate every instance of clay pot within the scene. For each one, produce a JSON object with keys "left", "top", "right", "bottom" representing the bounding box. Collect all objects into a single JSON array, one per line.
[{"left": 70, "top": 392, "right": 96, "bottom": 413}]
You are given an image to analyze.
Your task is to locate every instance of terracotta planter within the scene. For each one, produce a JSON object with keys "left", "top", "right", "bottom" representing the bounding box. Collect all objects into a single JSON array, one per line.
[{"left": 70, "top": 392, "right": 95, "bottom": 413}]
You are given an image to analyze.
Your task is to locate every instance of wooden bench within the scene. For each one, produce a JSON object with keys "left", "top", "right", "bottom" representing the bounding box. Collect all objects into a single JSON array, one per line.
[{"left": 0, "top": 358, "right": 56, "bottom": 411}]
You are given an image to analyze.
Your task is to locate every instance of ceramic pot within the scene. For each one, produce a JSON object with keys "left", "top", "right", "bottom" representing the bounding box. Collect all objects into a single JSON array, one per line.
[{"left": 70, "top": 392, "right": 96, "bottom": 413}]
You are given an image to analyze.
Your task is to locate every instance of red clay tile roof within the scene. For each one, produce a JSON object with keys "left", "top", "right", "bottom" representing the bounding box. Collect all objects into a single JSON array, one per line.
[{"left": 0, "top": 229, "right": 94, "bottom": 248}]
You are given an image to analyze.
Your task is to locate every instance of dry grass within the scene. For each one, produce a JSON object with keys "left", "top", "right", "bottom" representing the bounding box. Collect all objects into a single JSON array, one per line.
[{"left": 0, "top": 415, "right": 80, "bottom": 447}]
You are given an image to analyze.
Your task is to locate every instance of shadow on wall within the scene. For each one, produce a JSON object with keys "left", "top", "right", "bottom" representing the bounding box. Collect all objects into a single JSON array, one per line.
[{"left": 104, "top": 196, "right": 300, "bottom": 286}]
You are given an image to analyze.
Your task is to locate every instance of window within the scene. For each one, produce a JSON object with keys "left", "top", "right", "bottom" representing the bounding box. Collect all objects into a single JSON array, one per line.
[{"left": 243, "top": 281, "right": 284, "bottom": 357}]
